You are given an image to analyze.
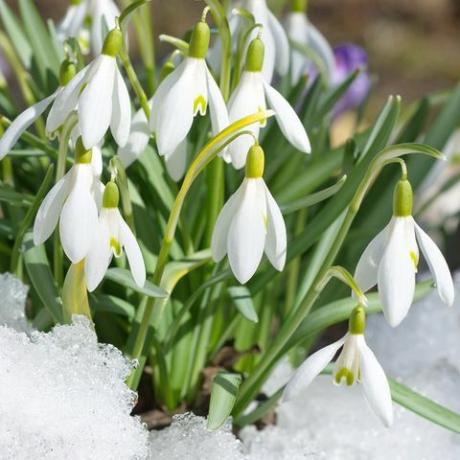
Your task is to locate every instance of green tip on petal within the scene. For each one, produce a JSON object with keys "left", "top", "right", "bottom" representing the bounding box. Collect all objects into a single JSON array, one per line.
[
  {"left": 75, "top": 138, "right": 92, "bottom": 164},
  {"left": 291, "top": 0, "right": 308, "bottom": 13},
  {"left": 393, "top": 179, "right": 413, "bottom": 217},
  {"left": 245, "top": 38, "right": 265, "bottom": 72},
  {"left": 103, "top": 181, "right": 120, "bottom": 208},
  {"left": 102, "top": 28, "right": 123, "bottom": 57},
  {"left": 335, "top": 368, "right": 354, "bottom": 386},
  {"left": 348, "top": 306, "right": 366, "bottom": 335},
  {"left": 188, "top": 21, "right": 210, "bottom": 59},
  {"left": 245, "top": 144, "right": 265, "bottom": 178},
  {"left": 59, "top": 59, "right": 77, "bottom": 86}
]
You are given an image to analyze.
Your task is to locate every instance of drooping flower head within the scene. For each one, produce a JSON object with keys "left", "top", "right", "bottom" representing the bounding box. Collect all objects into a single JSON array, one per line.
[
  {"left": 226, "top": 37, "right": 311, "bottom": 169},
  {"left": 354, "top": 174, "right": 454, "bottom": 327},
  {"left": 149, "top": 13, "right": 229, "bottom": 180},
  {"left": 212, "top": 144, "right": 286, "bottom": 284},
  {"left": 284, "top": 306, "right": 393, "bottom": 427},
  {"left": 47, "top": 27, "right": 131, "bottom": 149},
  {"left": 85, "top": 181, "right": 146, "bottom": 291},
  {"left": 33, "top": 138, "right": 101, "bottom": 263}
]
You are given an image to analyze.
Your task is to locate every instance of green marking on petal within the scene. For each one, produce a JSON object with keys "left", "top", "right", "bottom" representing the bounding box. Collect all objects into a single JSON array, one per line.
[
  {"left": 193, "top": 95, "right": 207, "bottom": 116},
  {"left": 335, "top": 368, "right": 355, "bottom": 386},
  {"left": 110, "top": 238, "right": 122, "bottom": 257},
  {"left": 410, "top": 250, "right": 419, "bottom": 271}
]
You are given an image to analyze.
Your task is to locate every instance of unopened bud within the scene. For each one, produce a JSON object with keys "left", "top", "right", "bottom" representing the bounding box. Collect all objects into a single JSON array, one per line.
[
  {"left": 245, "top": 144, "right": 265, "bottom": 178},
  {"left": 59, "top": 59, "right": 77, "bottom": 86},
  {"left": 246, "top": 38, "right": 265, "bottom": 72},
  {"left": 159, "top": 60, "right": 175, "bottom": 82}
]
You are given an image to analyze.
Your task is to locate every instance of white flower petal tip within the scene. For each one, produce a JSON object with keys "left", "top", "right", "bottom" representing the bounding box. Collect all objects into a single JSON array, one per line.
[{"left": 212, "top": 178, "right": 286, "bottom": 285}]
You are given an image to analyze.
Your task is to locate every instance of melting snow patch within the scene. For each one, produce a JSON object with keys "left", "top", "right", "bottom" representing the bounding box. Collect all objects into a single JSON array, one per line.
[{"left": 0, "top": 273, "right": 29, "bottom": 332}]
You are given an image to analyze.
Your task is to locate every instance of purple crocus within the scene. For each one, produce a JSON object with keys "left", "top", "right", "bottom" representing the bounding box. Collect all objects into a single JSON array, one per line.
[{"left": 332, "top": 44, "right": 371, "bottom": 117}]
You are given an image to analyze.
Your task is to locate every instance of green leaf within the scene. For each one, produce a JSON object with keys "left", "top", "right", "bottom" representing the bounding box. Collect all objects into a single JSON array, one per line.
[
  {"left": 158, "top": 34, "right": 189, "bottom": 54},
  {"left": 389, "top": 378, "right": 460, "bottom": 433},
  {"left": 105, "top": 267, "right": 168, "bottom": 298},
  {"left": 0, "top": 184, "right": 33, "bottom": 206},
  {"left": 90, "top": 294, "right": 136, "bottom": 318},
  {"left": 234, "top": 388, "right": 282, "bottom": 427},
  {"left": 0, "top": 0, "right": 32, "bottom": 68},
  {"left": 23, "top": 233, "right": 63, "bottom": 324},
  {"left": 119, "top": 0, "right": 151, "bottom": 28},
  {"left": 207, "top": 372, "right": 242, "bottom": 430},
  {"left": 228, "top": 286, "right": 258, "bottom": 323}
]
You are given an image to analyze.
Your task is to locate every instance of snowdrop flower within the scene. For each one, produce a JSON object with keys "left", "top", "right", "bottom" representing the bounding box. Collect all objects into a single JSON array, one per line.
[
  {"left": 47, "top": 27, "right": 131, "bottom": 149},
  {"left": 33, "top": 138, "right": 101, "bottom": 263},
  {"left": 85, "top": 181, "right": 146, "bottom": 291},
  {"left": 150, "top": 17, "right": 228, "bottom": 180},
  {"left": 355, "top": 176, "right": 454, "bottom": 327},
  {"left": 58, "top": 0, "right": 120, "bottom": 55},
  {"left": 284, "top": 306, "right": 393, "bottom": 427},
  {"left": 286, "top": 0, "right": 335, "bottom": 85},
  {"left": 211, "top": 144, "right": 286, "bottom": 284},
  {"left": 0, "top": 60, "right": 77, "bottom": 160},
  {"left": 226, "top": 37, "right": 310, "bottom": 169}
]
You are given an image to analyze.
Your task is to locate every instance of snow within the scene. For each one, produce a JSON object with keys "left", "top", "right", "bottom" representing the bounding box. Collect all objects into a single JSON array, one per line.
[
  {"left": 0, "top": 315, "right": 148, "bottom": 459},
  {"left": 0, "top": 272, "right": 30, "bottom": 332}
]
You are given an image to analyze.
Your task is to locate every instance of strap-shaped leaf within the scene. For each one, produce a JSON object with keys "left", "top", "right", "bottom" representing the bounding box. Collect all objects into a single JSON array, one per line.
[
  {"left": 207, "top": 372, "right": 242, "bottom": 430},
  {"left": 228, "top": 286, "right": 258, "bottom": 323}
]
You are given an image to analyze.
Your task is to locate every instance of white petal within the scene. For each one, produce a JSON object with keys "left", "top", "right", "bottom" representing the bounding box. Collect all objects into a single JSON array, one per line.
[
  {"left": 359, "top": 341, "right": 393, "bottom": 427},
  {"left": 165, "top": 139, "right": 188, "bottom": 181},
  {"left": 153, "top": 58, "right": 202, "bottom": 157},
  {"left": 414, "top": 222, "right": 454, "bottom": 307},
  {"left": 84, "top": 212, "right": 113, "bottom": 292},
  {"left": 307, "top": 20, "right": 336, "bottom": 83},
  {"left": 354, "top": 224, "right": 388, "bottom": 293},
  {"left": 33, "top": 170, "right": 72, "bottom": 245},
  {"left": 227, "top": 179, "right": 267, "bottom": 284},
  {"left": 283, "top": 336, "right": 346, "bottom": 402},
  {"left": 59, "top": 165, "right": 99, "bottom": 263},
  {"left": 377, "top": 217, "right": 416, "bottom": 327},
  {"left": 263, "top": 182, "right": 286, "bottom": 271},
  {"left": 211, "top": 185, "right": 244, "bottom": 262},
  {"left": 91, "top": 145, "right": 103, "bottom": 178},
  {"left": 227, "top": 72, "right": 265, "bottom": 169},
  {"left": 110, "top": 68, "right": 131, "bottom": 147},
  {"left": 286, "top": 12, "right": 308, "bottom": 84},
  {"left": 117, "top": 105, "right": 150, "bottom": 168},
  {"left": 119, "top": 213, "right": 146, "bottom": 287},
  {"left": 263, "top": 81, "right": 311, "bottom": 153},
  {"left": 0, "top": 92, "right": 57, "bottom": 159},
  {"left": 90, "top": 0, "right": 119, "bottom": 55},
  {"left": 58, "top": 3, "right": 87, "bottom": 39},
  {"left": 46, "top": 65, "right": 90, "bottom": 133},
  {"left": 267, "top": 9, "right": 290, "bottom": 76},
  {"left": 79, "top": 55, "right": 116, "bottom": 148},
  {"left": 206, "top": 66, "right": 229, "bottom": 135}
]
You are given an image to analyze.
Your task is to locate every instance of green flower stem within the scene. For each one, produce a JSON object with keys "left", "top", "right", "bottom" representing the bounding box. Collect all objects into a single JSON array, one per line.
[
  {"left": 234, "top": 143, "right": 443, "bottom": 415},
  {"left": 127, "top": 112, "right": 273, "bottom": 389},
  {"left": 119, "top": 48, "right": 151, "bottom": 119}
]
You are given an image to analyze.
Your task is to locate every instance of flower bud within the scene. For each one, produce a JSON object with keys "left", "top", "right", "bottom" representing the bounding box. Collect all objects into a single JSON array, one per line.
[
  {"left": 75, "top": 137, "right": 93, "bottom": 164},
  {"left": 188, "top": 21, "right": 210, "bottom": 59},
  {"left": 159, "top": 60, "right": 175, "bottom": 83},
  {"left": 393, "top": 179, "right": 413, "bottom": 217},
  {"left": 103, "top": 181, "right": 120, "bottom": 208},
  {"left": 348, "top": 306, "right": 366, "bottom": 335},
  {"left": 70, "top": 0, "right": 81, "bottom": 5},
  {"left": 59, "top": 59, "right": 77, "bottom": 87},
  {"left": 102, "top": 28, "right": 123, "bottom": 57},
  {"left": 245, "top": 144, "right": 265, "bottom": 178},
  {"left": 291, "top": 0, "right": 308, "bottom": 13},
  {"left": 245, "top": 38, "right": 265, "bottom": 72}
]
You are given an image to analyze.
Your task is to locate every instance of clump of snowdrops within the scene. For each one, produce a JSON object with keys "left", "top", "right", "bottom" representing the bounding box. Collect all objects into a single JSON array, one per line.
[{"left": 0, "top": 0, "right": 459, "bottom": 434}]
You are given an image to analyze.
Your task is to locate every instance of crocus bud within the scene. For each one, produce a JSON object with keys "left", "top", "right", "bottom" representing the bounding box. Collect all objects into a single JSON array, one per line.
[
  {"left": 75, "top": 137, "right": 93, "bottom": 164},
  {"left": 348, "top": 306, "right": 366, "bottom": 335},
  {"left": 188, "top": 21, "right": 210, "bottom": 59},
  {"left": 102, "top": 181, "right": 120, "bottom": 208},
  {"left": 102, "top": 28, "right": 123, "bottom": 57},
  {"left": 393, "top": 179, "right": 413, "bottom": 217},
  {"left": 245, "top": 38, "right": 265, "bottom": 72},
  {"left": 245, "top": 144, "right": 265, "bottom": 178},
  {"left": 59, "top": 59, "right": 77, "bottom": 86}
]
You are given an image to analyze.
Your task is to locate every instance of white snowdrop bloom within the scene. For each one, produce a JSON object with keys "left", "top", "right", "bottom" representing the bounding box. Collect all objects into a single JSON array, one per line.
[
  {"left": 33, "top": 139, "right": 101, "bottom": 264},
  {"left": 211, "top": 145, "right": 286, "bottom": 284},
  {"left": 241, "top": 0, "right": 289, "bottom": 83},
  {"left": 226, "top": 38, "right": 310, "bottom": 169},
  {"left": 150, "top": 20, "right": 228, "bottom": 179},
  {"left": 285, "top": 0, "right": 335, "bottom": 85},
  {"left": 0, "top": 60, "right": 78, "bottom": 160},
  {"left": 85, "top": 181, "right": 146, "bottom": 291},
  {"left": 58, "top": 0, "right": 119, "bottom": 55},
  {"left": 355, "top": 178, "right": 454, "bottom": 327},
  {"left": 284, "top": 306, "right": 393, "bottom": 427},
  {"left": 46, "top": 28, "right": 131, "bottom": 150}
]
